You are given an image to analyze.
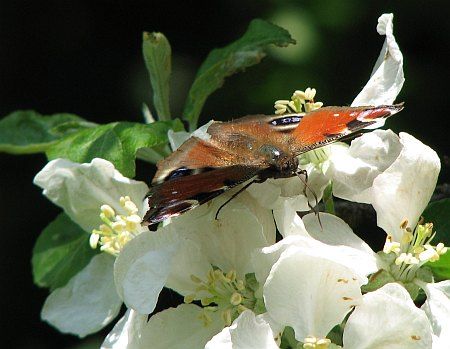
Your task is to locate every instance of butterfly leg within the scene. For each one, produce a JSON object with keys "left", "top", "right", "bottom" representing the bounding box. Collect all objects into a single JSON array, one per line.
[
  {"left": 295, "top": 169, "right": 322, "bottom": 228},
  {"left": 215, "top": 178, "right": 265, "bottom": 220}
]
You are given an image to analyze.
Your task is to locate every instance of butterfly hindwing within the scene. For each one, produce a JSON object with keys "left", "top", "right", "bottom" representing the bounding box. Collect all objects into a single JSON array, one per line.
[{"left": 144, "top": 165, "right": 263, "bottom": 224}]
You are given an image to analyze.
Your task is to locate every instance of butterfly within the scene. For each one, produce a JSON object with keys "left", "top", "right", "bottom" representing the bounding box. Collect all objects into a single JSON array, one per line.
[{"left": 143, "top": 104, "right": 404, "bottom": 225}]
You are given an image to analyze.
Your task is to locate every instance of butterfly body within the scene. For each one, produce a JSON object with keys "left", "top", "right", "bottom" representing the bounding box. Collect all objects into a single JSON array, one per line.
[{"left": 144, "top": 104, "right": 404, "bottom": 224}]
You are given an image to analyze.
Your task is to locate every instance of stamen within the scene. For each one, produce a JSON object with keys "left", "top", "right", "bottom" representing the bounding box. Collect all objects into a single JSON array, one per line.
[
  {"left": 275, "top": 86, "right": 323, "bottom": 115},
  {"left": 90, "top": 197, "right": 144, "bottom": 256},
  {"left": 303, "top": 336, "right": 331, "bottom": 349},
  {"left": 184, "top": 269, "right": 261, "bottom": 327}
]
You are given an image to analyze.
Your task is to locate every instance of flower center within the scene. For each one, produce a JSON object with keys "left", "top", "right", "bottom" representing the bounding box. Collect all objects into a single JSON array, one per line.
[
  {"left": 303, "top": 336, "right": 332, "bottom": 349},
  {"left": 90, "top": 196, "right": 143, "bottom": 256},
  {"left": 274, "top": 87, "right": 323, "bottom": 115},
  {"left": 184, "top": 269, "right": 262, "bottom": 327},
  {"left": 382, "top": 218, "right": 448, "bottom": 282}
]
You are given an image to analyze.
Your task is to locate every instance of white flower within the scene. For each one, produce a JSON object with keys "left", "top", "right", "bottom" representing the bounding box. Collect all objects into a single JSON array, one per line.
[
  {"left": 250, "top": 211, "right": 380, "bottom": 345},
  {"left": 343, "top": 283, "right": 432, "bottom": 349},
  {"left": 33, "top": 158, "right": 156, "bottom": 336},
  {"left": 107, "top": 190, "right": 276, "bottom": 347}
]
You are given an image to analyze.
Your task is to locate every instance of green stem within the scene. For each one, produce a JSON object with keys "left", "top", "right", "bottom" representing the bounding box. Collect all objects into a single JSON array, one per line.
[{"left": 323, "top": 182, "right": 335, "bottom": 215}]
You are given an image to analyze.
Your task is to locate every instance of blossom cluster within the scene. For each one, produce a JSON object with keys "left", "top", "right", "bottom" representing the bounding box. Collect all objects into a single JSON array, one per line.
[{"left": 31, "top": 13, "right": 449, "bottom": 349}]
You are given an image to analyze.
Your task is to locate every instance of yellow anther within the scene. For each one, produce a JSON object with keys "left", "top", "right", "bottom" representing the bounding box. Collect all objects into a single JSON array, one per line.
[
  {"left": 101, "top": 204, "right": 115, "bottom": 218},
  {"left": 184, "top": 294, "right": 196, "bottom": 304},
  {"left": 201, "top": 297, "right": 214, "bottom": 306},
  {"left": 111, "top": 221, "right": 126, "bottom": 232},
  {"left": 304, "top": 87, "right": 317, "bottom": 100},
  {"left": 400, "top": 218, "right": 409, "bottom": 229},
  {"left": 89, "top": 233, "right": 100, "bottom": 249},
  {"left": 226, "top": 270, "right": 236, "bottom": 282},
  {"left": 236, "top": 279, "right": 245, "bottom": 291},
  {"left": 230, "top": 292, "right": 243, "bottom": 306},
  {"left": 99, "top": 224, "right": 112, "bottom": 234}
]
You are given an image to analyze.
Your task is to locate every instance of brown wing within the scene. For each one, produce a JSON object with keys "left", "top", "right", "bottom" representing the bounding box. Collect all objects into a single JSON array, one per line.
[{"left": 144, "top": 165, "right": 263, "bottom": 225}]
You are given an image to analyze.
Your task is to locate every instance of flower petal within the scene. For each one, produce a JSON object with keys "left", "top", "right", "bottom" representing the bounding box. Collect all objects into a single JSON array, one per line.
[
  {"left": 33, "top": 158, "right": 149, "bottom": 233},
  {"left": 421, "top": 281, "right": 450, "bottom": 341},
  {"left": 167, "top": 191, "right": 275, "bottom": 281},
  {"left": 352, "top": 13, "right": 404, "bottom": 107},
  {"left": 328, "top": 129, "right": 402, "bottom": 203},
  {"left": 264, "top": 246, "right": 363, "bottom": 341},
  {"left": 114, "top": 228, "right": 180, "bottom": 314},
  {"left": 41, "top": 254, "right": 122, "bottom": 337},
  {"left": 272, "top": 199, "right": 309, "bottom": 238},
  {"left": 102, "top": 309, "right": 147, "bottom": 349},
  {"left": 205, "top": 311, "right": 279, "bottom": 349},
  {"left": 141, "top": 304, "right": 223, "bottom": 349},
  {"left": 371, "top": 133, "right": 440, "bottom": 240},
  {"left": 248, "top": 165, "right": 329, "bottom": 212},
  {"left": 303, "top": 213, "right": 377, "bottom": 259},
  {"left": 344, "top": 283, "right": 432, "bottom": 349}
]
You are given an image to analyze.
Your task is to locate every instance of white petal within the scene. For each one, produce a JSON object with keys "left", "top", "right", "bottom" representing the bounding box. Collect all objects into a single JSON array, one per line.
[
  {"left": 344, "top": 283, "right": 432, "bottom": 349},
  {"left": 248, "top": 165, "right": 329, "bottom": 212},
  {"left": 140, "top": 304, "right": 223, "bottom": 349},
  {"left": 303, "top": 213, "right": 381, "bottom": 278},
  {"left": 165, "top": 237, "right": 212, "bottom": 296},
  {"left": 303, "top": 213, "right": 376, "bottom": 258},
  {"left": 246, "top": 179, "right": 282, "bottom": 210},
  {"left": 114, "top": 228, "right": 180, "bottom": 314},
  {"left": 272, "top": 199, "right": 309, "bottom": 238},
  {"left": 264, "top": 246, "right": 363, "bottom": 340},
  {"left": 42, "top": 254, "right": 122, "bottom": 337},
  {"left": 252, "top": 235, "right": 319, "bottom": 285},
  {"left": 167, "top": 129, "right": 191, "bottom": 151},
  {"left": 33, "top": 158, "right": 149, "bottom": 233},
  {"left": 168, "top": 191, "right": 275, "bottom": 280},
  {"left": 102, "top": 309, "right": 148, "bottom": 349},
  {"left": 371, "top": 133, "right": 440, "bottom": 240},
  {"left": 168, "top": 120, "right": 215, "bottom": 150},
  {"left": 205, "top": 311, "right": 279, "bottom": 349},
  {"left": 328, "top": 129, "right": 402, "bottom": 203},
  {"left": 352, "top": 13, "right": 404, "bottom": 107},
  {"left": 421, "top": 281, "right": 450, "bottom": 340}
]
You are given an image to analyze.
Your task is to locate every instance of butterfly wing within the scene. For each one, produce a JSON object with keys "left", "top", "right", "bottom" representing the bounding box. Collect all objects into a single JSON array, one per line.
[
  {"left": 144, "top": 165, "right": 262, "bottom": 224},
  {"left": 145, "top": 103, "right": 404, "bottom": 224},
  {"left": 287, "top": 104, "right": 404, "bottom": 154}
]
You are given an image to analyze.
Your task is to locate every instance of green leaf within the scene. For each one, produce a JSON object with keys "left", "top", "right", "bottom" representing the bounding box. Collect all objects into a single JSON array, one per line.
[
  {"left": 0, "top": 110, "right": 92, "bottom": 154},
  {"left": 46, "top": 119, "right": 184, "bottom": 178},
  {"left": 143, "top": 32, "right": 172, "bottom": 121},
  {"left": 422, "top": 198, "right": 450, "bottom": 245},
  {"left": 427, "top": 252, "right": 450, "bottom": 281},
  {"left": 32, "top": 213, "right": 98, "bottom": 290},
  {"left": 182, "top": 19, "right": 295, "bottom": 131},
  {"left": 422, "top": 199, "right": 450, "bottom": 280},
  {"left": 280, "top": 327, "right": 299, "bottom": 349}
]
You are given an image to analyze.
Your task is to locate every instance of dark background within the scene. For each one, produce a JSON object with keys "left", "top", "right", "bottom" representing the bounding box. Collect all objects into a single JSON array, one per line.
[{"left": 1, "top": 1, "right": 449, "bottom": 348}]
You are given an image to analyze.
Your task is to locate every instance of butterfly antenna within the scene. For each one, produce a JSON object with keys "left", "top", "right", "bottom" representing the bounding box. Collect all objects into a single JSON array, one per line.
[
  {"left": 295, "top": 169, "right": 323, "bottom": 229},
  {"left": 215, "top": 178, "right": 262, "bottom": 220}
]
